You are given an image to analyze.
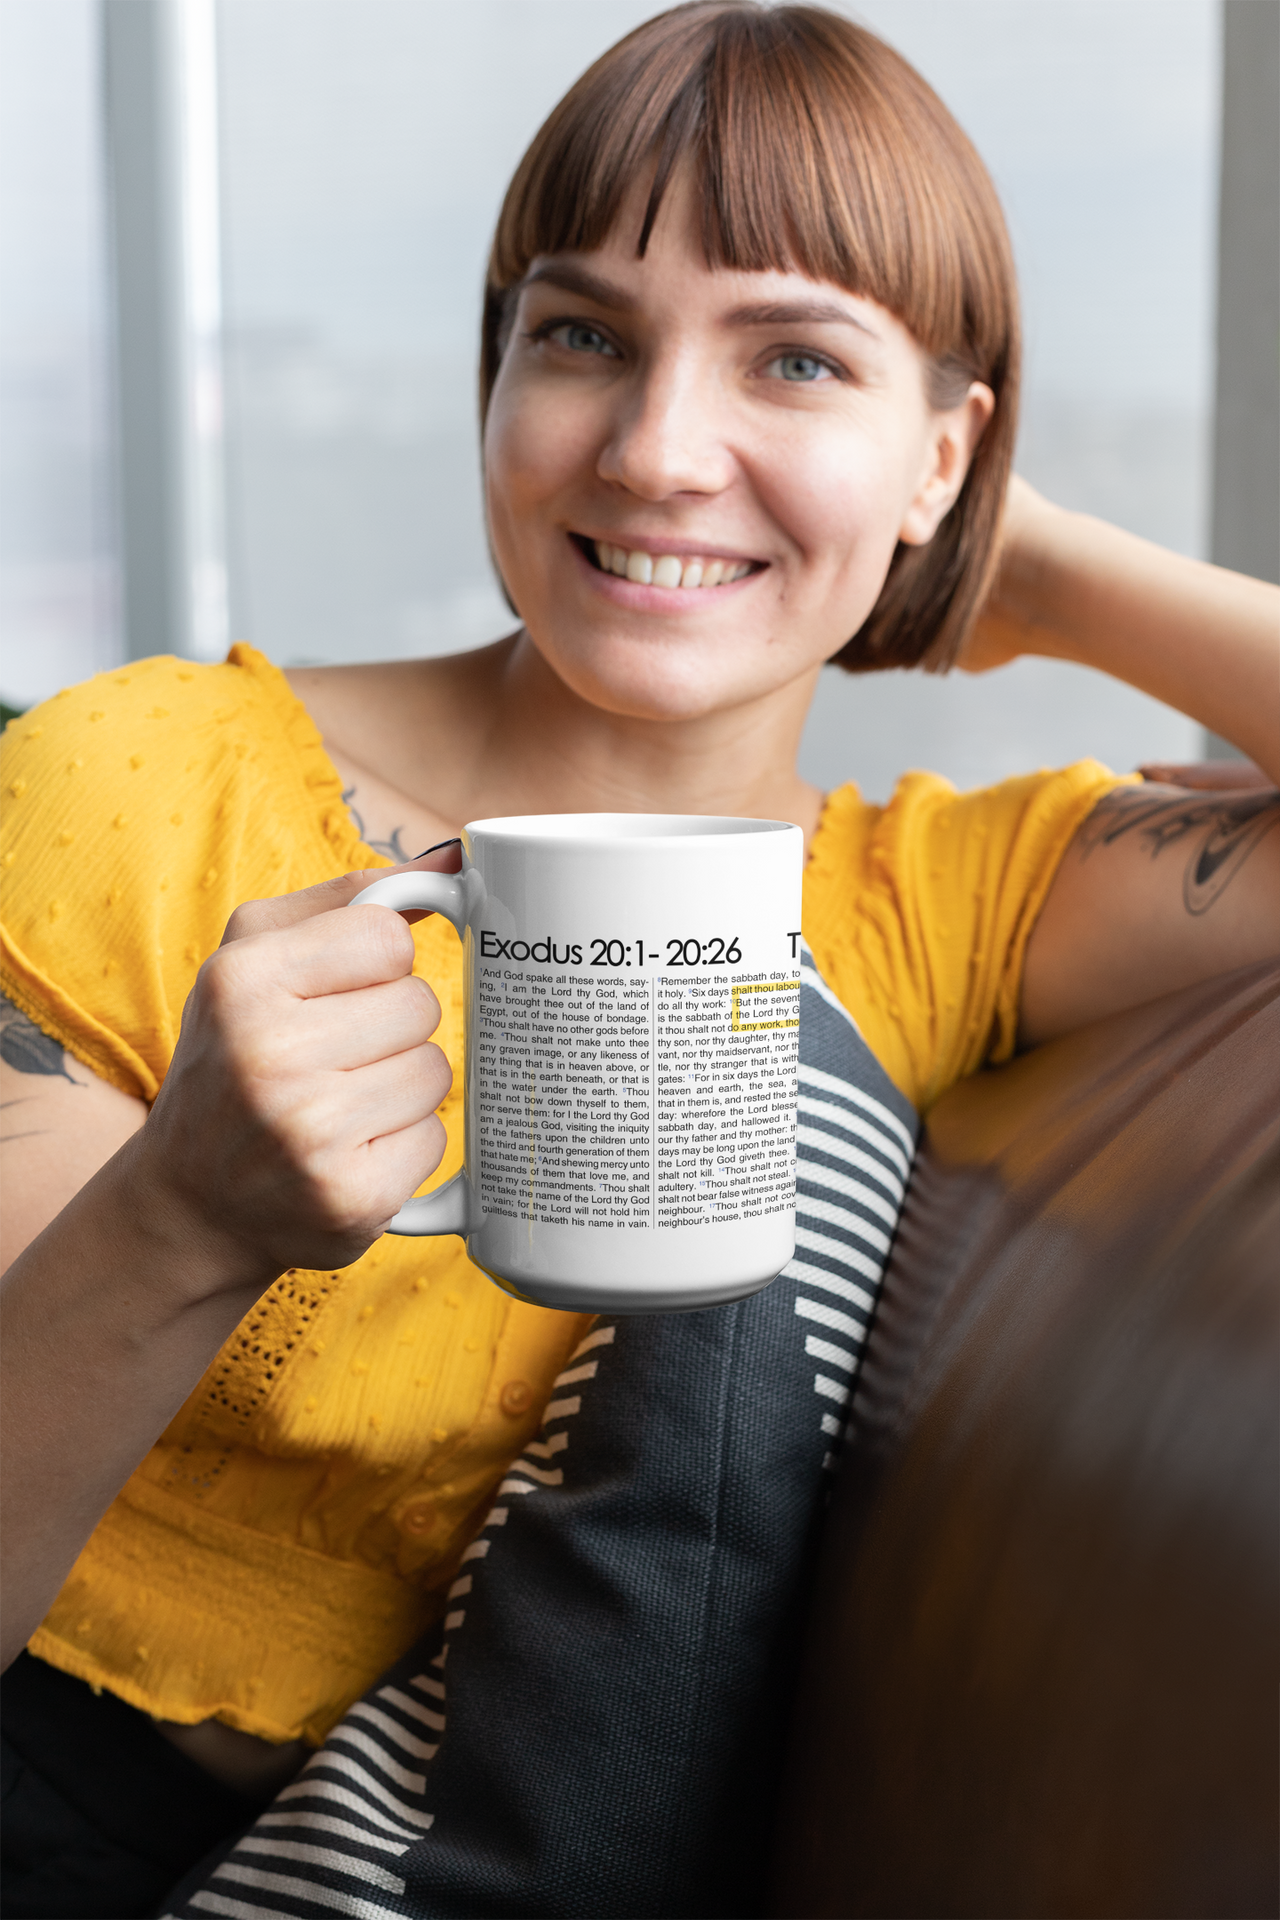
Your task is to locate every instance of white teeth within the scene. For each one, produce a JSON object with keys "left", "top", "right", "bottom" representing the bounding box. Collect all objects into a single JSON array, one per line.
[{"left": 590, "top": 542, "right": 753, "bottom": 587}]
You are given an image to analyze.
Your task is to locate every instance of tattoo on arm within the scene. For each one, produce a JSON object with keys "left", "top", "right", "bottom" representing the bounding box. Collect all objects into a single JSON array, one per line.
[
  {"left": 0, "top": 995, "right": 83, "bottom": 1084},
  {"left": 342, "top": 787, "right": 411, "bottom": 864},
  {"left": 0, "top": 995, "right": 82, "bottom": 1152},
  {"left": 1077, "top": 785, "right": 1280, "bottom": 915}
]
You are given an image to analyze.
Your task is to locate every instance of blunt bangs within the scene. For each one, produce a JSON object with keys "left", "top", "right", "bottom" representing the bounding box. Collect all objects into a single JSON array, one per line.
[{"left": 481, "top": 2, "right": 1021, "bottom": 673}]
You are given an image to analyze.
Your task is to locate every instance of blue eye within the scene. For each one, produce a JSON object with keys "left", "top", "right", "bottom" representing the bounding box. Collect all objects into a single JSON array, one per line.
[
  {"left": 766, "top": 352, "right": 834, "bottom": 383},
  {"left": 550, "top": 323, "right": 618, "bottom": 357}
]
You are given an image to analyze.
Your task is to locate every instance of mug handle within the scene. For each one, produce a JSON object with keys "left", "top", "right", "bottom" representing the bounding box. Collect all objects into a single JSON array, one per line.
[
  {"left": 348, "top": 868, "right": 469, "bottom": 933},
  {"left": 348, "top": 870, "right": 483, "bottom": 1237}
]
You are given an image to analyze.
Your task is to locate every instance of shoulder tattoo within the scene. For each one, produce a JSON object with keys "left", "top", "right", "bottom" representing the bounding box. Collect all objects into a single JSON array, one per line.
[
  {"left": 0, "top": 995, "right": 83, "bottom": 1084},
  {"left": 342, "top": 786, "right": 411, "bottom": 864},
  {"left": 1076, "top": 785, "right": 1280, "bottom": 916}
]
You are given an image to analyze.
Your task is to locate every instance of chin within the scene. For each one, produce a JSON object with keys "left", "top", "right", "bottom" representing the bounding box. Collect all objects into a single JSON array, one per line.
[{"left": 541, "top": 627, "right": 780, "bottom": 724}]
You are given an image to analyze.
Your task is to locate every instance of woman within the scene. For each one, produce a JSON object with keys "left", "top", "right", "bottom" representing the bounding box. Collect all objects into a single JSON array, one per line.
[{"left": 2, "top": 5, "right": 1277, "bottom": 1913}]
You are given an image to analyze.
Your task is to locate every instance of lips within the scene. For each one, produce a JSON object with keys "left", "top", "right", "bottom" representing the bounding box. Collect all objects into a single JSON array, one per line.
[{"left": 582, "top": 537, "right": 756, "bottom": 589}]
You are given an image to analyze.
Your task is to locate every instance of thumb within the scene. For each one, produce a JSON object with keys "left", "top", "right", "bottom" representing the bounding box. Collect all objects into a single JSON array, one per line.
[{"left": 219, "top": 838, "right": 462, "bottom": 946}]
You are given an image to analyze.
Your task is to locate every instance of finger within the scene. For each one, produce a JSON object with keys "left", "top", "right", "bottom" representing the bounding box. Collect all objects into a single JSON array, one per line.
[
  {"left": 220, "top": 868, "right": 397, "bottom": 946},
  {"left": 306, "top": 1045, "right": 454, "bottom": 1159},
  {"left": 220, "top": 841, "right": 462, "bottom": 947},
  {"left": 360, "top": 1114, "right": 450, "bottom": 1229},
  {"left": 273, "top": 976, "right": 445, "bottom": 1076},
  {"left": 352, "top": 1045, "right": 454, "bottom": 1142},
  {"left": 284, "top": 1113, "right": 450, "bottom": 1245},
  {"left": 207, "top": 897, "right": 424, "bottom": 1008},
  {"left": 1136, "top": 760, "right": 1270, "bottom": 792}
]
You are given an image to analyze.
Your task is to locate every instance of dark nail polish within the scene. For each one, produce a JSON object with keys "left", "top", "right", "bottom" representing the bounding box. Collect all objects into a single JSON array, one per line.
[{"left": 413, "top": 837, "right": 462, "bottom": 858}]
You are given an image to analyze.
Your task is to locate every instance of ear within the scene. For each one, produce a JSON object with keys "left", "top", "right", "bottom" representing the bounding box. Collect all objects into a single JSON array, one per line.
[{"left": 899, "top": 383, "right": 995, "bottom": 546}]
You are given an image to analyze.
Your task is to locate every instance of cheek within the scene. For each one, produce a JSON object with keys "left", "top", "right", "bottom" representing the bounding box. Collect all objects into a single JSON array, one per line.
[
  {"left": 484, "top": 374, "right": 597, "bottom": 553},
  {"left": 758, "top": 427, "right": 911, "bottom": 602},
  {"left": 483, "top": 392, "right": 539, "bottom": 567}
]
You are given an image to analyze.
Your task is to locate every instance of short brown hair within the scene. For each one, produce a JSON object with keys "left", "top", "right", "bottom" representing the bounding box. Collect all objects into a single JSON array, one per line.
[{"left": 481, "top": 2, "right": 1020, "bottom": 673}]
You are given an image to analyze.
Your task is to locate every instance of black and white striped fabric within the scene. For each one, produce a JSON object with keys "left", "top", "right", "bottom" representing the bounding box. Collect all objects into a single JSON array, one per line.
[{"left": 166, "top": 945, "right": 918, "bottom": 1920}]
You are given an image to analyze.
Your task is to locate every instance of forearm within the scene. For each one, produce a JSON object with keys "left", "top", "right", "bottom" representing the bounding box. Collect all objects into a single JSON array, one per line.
[
  {"left": 0, "top": 861, "right": 453, "bottom": 1666},
  {"left": 982, "top": 487, "right": 1280, "bottom": 783},
  {"left": 0, "top": 1131, "right": 277, "bottom": 1669}
]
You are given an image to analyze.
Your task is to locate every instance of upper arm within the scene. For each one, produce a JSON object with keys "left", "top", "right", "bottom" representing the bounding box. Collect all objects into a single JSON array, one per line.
[
  {"left": 1019, "top": 784, "right": 1280, "bottom": 1046},
  {"left": 0, "top": 999, "right": 147, "bottom": 1273}
]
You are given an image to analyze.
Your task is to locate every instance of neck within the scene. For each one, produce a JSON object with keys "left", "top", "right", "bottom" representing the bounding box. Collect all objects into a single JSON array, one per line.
[{"left": 436, "top": 633, "right": 826, "bottom": 839}]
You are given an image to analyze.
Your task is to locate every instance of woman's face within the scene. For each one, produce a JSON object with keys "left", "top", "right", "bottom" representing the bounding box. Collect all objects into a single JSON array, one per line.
[{"left": 484, "top": 171, "right": 991, "bottom": 724}]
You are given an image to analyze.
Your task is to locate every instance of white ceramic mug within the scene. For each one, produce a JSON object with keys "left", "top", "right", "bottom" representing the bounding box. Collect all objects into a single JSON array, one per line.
[{"left": 350, "top": 814, "right": 803, "bottom": 1312}]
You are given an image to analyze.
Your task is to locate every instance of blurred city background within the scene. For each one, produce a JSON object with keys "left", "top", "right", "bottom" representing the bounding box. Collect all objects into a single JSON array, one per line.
[{"left": 2, "top": 0, "right": 1276, "bottom": 797}]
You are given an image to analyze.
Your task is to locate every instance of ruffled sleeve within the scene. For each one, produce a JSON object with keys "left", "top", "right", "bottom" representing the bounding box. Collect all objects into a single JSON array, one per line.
[
  {"left": 0, "top": 645, "right": 375, "bottom": 1100},
  {"left": 804, "top": 761, "right": 1135, "bottom": 1111}
]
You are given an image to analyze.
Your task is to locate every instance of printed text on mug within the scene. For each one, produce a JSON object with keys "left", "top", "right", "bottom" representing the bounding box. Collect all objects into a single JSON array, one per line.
[{"left": 474, "top": 939, "right": 800, "bottom": 1229}]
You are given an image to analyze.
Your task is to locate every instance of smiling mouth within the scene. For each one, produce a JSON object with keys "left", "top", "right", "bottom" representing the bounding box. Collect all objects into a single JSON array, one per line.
[{"left": 573, "top": 534, "right": 759, "bottom": 589}]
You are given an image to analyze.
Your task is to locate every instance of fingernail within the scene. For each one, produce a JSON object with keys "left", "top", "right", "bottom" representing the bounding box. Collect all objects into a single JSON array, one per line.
[{"left": 413, "top": 837, "right": 462, "bottom": 858}]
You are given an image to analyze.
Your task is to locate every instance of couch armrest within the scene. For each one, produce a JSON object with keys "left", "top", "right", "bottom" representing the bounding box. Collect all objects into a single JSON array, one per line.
[{"left": 772, "top": 960, "right": 1280, "bottom": 1920}]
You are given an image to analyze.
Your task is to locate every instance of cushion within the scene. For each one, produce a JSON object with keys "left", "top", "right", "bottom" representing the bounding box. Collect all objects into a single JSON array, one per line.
[{"left": 164, "top": 946, "right": 918, "bottom": 1920}]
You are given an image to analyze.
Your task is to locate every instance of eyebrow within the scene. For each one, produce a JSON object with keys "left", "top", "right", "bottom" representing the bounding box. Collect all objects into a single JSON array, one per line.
[
  {"left": 519, "top": 264, "right": 880, "bottom": 340},
  {"left": 725, "top": 299, "right": 879, "bottom": 339},
  {"left": 520, "top": 262, "right": 634, "bottom": 308}
]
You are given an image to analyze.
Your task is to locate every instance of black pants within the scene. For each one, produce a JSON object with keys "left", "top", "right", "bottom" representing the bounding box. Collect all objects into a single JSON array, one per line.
[{"left": 1, "top": 1652, "right": 275, "bottom": 1919}]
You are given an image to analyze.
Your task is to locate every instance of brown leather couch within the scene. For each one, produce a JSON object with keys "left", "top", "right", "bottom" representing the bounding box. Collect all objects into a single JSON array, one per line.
[{"left": 772, "top": 958, "right": 1279, "bottom": 1920}]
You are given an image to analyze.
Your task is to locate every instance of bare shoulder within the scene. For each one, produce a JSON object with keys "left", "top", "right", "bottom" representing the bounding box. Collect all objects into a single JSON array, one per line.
[
  {"left": 1020, "top": 781, "right": 1280, "bottom": 1046},
  {"left": 0, "top": 998, "right": 147, "bottom": 1271},
  {"left": 284, "top": 641, "right": 512, "bottom": 769},
  {"left": 284, "top": 642, "right": 515, "bottom": 858},
  {"left": 285, "top": 655, "right": 443, "bottom": 731}
]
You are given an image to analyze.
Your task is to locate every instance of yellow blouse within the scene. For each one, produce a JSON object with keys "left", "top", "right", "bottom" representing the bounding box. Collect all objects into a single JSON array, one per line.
[{"left": 0, "top": 646, "right": 1123, "bottom": 1744}]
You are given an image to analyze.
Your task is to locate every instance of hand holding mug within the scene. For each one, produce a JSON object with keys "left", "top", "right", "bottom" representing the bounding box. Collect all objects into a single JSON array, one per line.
[{"left": 138, "top": 853, "right": 455, "bottom": 1291}]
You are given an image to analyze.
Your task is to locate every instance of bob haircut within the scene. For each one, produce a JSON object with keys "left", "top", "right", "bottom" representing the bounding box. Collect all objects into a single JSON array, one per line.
[{"left": 480, "top": 1, "right": 1020, "bottom": 674}]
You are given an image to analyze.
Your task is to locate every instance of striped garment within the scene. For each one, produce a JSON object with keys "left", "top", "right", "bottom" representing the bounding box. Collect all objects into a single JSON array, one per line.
[{"left": 166, "top": 945, "right": 917, "bottom": 1920}]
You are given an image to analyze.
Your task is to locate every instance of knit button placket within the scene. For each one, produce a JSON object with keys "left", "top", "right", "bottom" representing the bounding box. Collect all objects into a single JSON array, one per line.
[
  {"left": 399, "top": 1499, "right": 434, "bottom": 1535},
  {"left": 500, "top": 1380, "right": 534, "bottom": 1417}
]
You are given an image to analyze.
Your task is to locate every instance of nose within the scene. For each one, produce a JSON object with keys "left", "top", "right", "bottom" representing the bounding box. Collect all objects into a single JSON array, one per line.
[{"left": 596, "top": 352, "right": 736, "bottom": 502}]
